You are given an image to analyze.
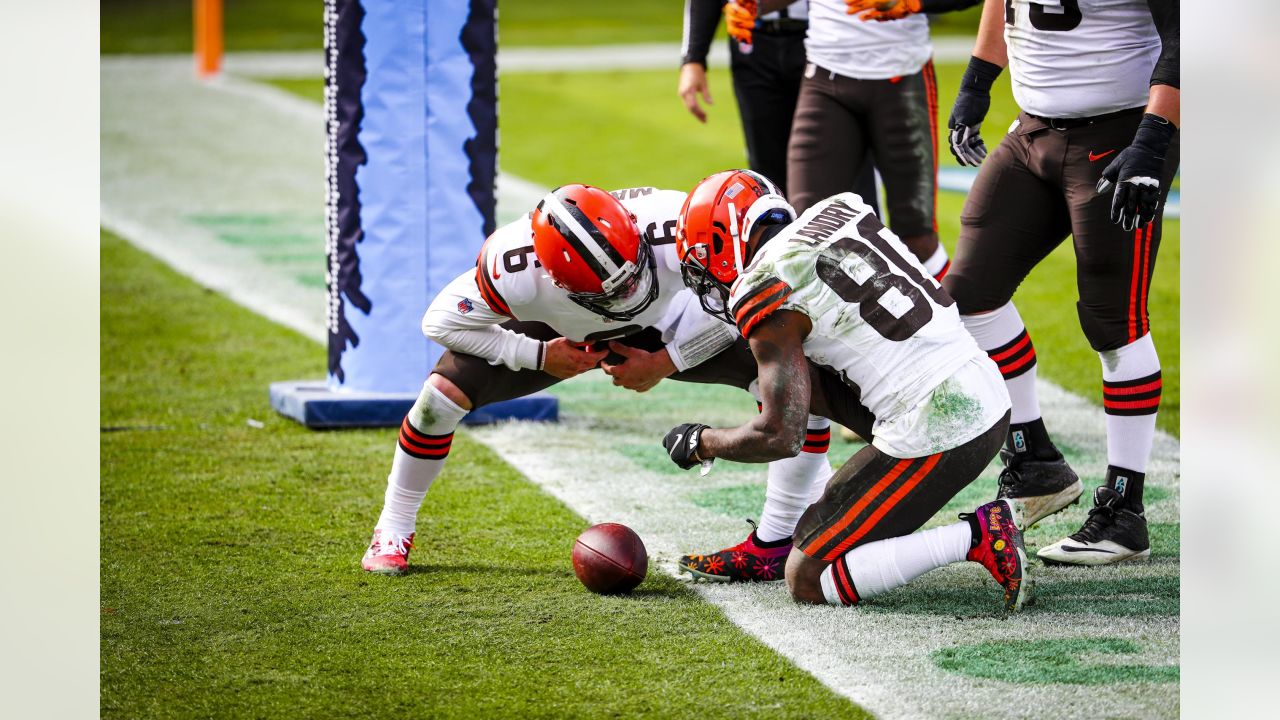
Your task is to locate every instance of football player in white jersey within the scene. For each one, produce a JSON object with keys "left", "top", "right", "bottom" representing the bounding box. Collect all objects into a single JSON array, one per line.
[
  {"left": 723, "top": 0, "right": 953, "bottom": 280},
  {"left": 361, "top": 184, "right": 837, "bottom": 578},
  {"left": 666, "top": 170, "right": 1031, "bottom": 611},
  {"left": 929, "top": 0, "right": 1178, "bottom": 566}
]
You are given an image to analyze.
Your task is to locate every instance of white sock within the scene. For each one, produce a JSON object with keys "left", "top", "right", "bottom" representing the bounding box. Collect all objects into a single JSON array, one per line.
[
  {"left": 820, "top": 522, "right": 972, "bottom": 605},
  {"left": 961, "top": 302, "right": 1041, "bottom": 424},
  {"left": 922, "top": 243, "right": 950, "bottom": 280},
  {"left": 1100, "top": 333, "right": 1161, "bottom": 473},
  {"left": 375, "top": 381, "right": 468, "bottom": 537},
  {"left": 756, "top": 416, "right": 833, "bottom": 543}
]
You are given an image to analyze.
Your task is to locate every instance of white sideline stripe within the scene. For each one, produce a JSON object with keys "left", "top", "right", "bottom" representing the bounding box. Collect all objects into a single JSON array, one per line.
[
  {"left": 138, "top": 37, "right": 977, "bottom": 79},
  {"left": 102, "top": 62, "right": 1180, "bottom": 719}
]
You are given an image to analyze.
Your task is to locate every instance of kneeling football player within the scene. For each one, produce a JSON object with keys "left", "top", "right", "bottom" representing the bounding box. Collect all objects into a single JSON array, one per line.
[
  {"left": 362, "top": 183, "right": 835, "bottom": 577},
  {"left": 666, "top": 170, "right": 1029, "bottom": 610}
]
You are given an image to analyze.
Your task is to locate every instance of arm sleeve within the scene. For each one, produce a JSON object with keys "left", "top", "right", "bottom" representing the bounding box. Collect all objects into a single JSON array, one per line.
[
  {"left": 660, "top": 294, "right": 738, "bottom": 372},
  {"left": 919, "top": 0, "right": 984, "bottom": 13},
  {"left": 1146, "top": 0, "right": 1179, "bottom": 88},
  {"left": 682, "top": 0, "right": 725, "bottom": 67},
  {"left": 421, "top": 276, "right": 545, "bottom": 372}
]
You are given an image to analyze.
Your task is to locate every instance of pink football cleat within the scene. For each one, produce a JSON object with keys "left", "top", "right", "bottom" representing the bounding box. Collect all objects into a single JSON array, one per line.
[{"left": 361, "top": 529, "right": 414, "bottom": 575}]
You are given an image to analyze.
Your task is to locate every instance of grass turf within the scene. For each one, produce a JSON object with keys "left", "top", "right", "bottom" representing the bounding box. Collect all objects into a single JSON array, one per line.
[
  {"left": 100, "top": 1, "right": 985, "bottom": 54},
  {"left": 99, "top": 229, "right": 866, "bottom": 718},
  {"left": 264, "top": 65, "right": 1179, "bottom": 436}
]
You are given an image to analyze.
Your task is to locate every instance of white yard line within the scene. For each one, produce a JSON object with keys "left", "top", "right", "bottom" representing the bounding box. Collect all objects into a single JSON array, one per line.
[{"left": 102, "top": 57, "right": 1180, "bottom": 719}]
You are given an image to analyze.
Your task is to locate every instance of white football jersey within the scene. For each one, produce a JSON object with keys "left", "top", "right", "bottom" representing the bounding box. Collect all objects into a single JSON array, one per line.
[
  {"left": 424, "top": 187, "right": 737, "bottom": 373},
  {"left": 1006, "top": 0, "right": 1160, "bottom": 118},
  {"left": 804, "top": 0, "right": 931, "bottom": 80},
  {"left": 729, "top": 193, "right": 1009, "bottom": 457}
]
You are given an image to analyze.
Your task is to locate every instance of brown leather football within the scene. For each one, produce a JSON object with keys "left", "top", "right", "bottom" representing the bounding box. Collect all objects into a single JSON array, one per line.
[{"left": 572, "top": 523, "right": 648, "bottom": 594}]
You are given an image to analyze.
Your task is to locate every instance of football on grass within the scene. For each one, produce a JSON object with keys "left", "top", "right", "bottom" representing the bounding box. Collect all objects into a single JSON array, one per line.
[{"left": 572, "top": 523, "right": 648, "bottom": 594}]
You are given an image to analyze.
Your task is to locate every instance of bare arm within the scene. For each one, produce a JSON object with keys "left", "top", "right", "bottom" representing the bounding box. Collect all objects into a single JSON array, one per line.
[
  {"left": 1146, "top": 84, "right": 1179, "bottom": 127},
  {"left": 698, "top": 309, "right": 812, "bottom": 462},
  {"left": 972, "top": 0, "right": 1008, "bottom": 67}
]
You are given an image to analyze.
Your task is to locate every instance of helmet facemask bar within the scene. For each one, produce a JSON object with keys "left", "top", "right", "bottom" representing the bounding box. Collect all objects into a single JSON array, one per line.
[
  {"left": 678, "top": 244, "right": 734, "bottom": 325},
  {"left": 565, "top": 237, "right": 659, "bottom": 321}
]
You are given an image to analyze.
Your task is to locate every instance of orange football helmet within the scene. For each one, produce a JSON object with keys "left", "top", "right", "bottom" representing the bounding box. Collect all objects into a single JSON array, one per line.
[
  {"left": 676, "top": 170, "right": 795, "bottom": 322},
  {"left": 531, "top": 184, "right": 659, "bottom": 321}
]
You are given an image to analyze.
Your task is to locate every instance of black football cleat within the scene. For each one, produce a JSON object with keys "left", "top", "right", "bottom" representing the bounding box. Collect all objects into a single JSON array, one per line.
[
  {"left": 995, "top": 449, "right": 1084, "bottom": 529},
  {"left": 678, "top": 522, "right": 790, "bottom": 582},
  {"left": 1038, "top": 486, "right": 1151, "bottom": 566}
]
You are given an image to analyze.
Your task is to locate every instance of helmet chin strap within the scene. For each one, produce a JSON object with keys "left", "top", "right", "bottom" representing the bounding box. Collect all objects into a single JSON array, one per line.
[{"left": 727, "top": 201, "right": 745, "bottom": 277}]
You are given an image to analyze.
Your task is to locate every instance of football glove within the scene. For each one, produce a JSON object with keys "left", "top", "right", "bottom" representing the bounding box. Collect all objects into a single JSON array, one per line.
[
  {"left": 844, "top": 0, "right": 921, "bottom": 22},
  {"left": 1095, "top": 113, "right": 1176, "bottom": 231},
  {"left": 724, "top": 1, "right": 757, "bottom": 44},
  {"left": 663, "top": 422, "right": 710, "bottom": 470},
  {"left": 948, "top": 56, "right": 1003, "bottom": 167}
]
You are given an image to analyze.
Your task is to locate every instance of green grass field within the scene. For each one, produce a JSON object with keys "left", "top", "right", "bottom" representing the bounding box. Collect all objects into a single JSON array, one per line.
[
  {"left": 100, "top": 229, "right": 867, "bottom": 718},
  {"left": 101, "top": 4, "right": 1181, "bottom": 717},
  {"left": 99, "top": 0, "right": 985, "bottom": 53}
]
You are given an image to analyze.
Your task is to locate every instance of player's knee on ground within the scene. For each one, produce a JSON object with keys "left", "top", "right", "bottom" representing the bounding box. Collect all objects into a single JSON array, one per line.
[
  {"left": 785, "top": 549, "right": 828, "bottom": 604},
  {"left": 427, "top": 372, "right": 474, "bottom": 411}
]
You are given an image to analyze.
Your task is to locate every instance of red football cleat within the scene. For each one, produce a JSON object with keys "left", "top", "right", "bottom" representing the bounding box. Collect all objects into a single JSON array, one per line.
[
  {"left": 678, "top": 523, "right": 791, "bottom": 582},
  {"left": 361, "top": 529, "right": 414, "bottom": 575},
  {"left": 962, "top": 499, "right": 1031, "bottom": 611}
]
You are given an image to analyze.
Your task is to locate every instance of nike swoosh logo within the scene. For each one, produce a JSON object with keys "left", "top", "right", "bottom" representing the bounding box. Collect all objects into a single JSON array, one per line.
[
  {"left": 491, "top": 256, "right": 501, "bottom": 279},
  {"left": 1089, "top": 149, "right": 1116, "bottom": 162},
  {"left": 1059, "top": 545, "right": 1116, "bottom": 554}
]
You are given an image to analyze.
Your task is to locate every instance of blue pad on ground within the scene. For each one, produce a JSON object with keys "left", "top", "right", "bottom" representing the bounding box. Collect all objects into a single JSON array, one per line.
[{"left": 269, "top": 381, "right": 558, "bottom": 429}]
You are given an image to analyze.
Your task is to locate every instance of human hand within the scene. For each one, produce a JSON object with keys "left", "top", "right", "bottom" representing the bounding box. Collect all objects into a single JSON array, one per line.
[
  {"left": 541, "top": 338, "right": 608, "bottom": 379},
  {"left": 678, "top": 63, "right": 713, "bottom": 123},
  {"left": 600, "top": 342, "right": 677, "bottom": 392}
]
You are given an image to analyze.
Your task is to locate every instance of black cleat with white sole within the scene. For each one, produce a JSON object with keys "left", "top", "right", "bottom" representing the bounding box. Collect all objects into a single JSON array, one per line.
[
  {"left": 1038, "top": 486, "right": 1150, "bottom": 566},
  {"left": 995, "top": 449, "right": 1084, "bottom": 529}
]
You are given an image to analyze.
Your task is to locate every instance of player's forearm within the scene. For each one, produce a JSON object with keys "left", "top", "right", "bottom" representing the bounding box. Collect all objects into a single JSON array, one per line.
[
  {"left": 663, "top": 307, "right": 737, "bottom": 372},
  {"left": 700, "top": 416, "right": 803, "bottom": 463},
  {"left": 972, "top": 0, "right": 1008, "bottom": 68},
  {"left": 698, "top": 341, "right": 810, "bottom": 462},
  {"left": 1145, "top": 84, "right": 1179, "bottom": 127},
  {"left": 422, "top": 307, "right": 544, "bottom": 371},
  {"left": 1146, "top": 0, "right": 1179, "bottom": 92},
  {"left": 682, "top": 0, "right": 724, "bottom": 66}
]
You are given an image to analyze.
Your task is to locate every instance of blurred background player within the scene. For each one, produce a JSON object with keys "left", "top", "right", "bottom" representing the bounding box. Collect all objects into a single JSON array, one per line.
[
  {"left": 679, "top": 0, "right": 880, "bottom": 211},
  {"left": 935, "top": 0, "right": 1180, "bottom": 565},
  {"left": 362, "top": 183, "right": 835, "bottom": 577},
  {"left": 724, "top": 0, "right": 950, "bottom": 279},
  {"left": 667, "top": 170, "right": 1027, "bottom": 611}
]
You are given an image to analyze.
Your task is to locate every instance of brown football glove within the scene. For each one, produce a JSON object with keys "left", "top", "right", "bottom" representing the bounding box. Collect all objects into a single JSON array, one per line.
[
  {"left": 844, "top": 0, "right": 922, "bottom": 21},
  {"left": 725, "top": 1, "right": 758, "bottom": 44}
]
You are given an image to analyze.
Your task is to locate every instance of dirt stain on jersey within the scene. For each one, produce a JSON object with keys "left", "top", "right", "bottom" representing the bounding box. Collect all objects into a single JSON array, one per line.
[{"left": 924, "top": 377, "right": 984, "bottom": 446}]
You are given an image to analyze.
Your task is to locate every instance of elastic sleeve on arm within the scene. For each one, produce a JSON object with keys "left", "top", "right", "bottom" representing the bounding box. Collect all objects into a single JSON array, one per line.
[
  {"left": 682, "top": 0, "right": 724, "bottom": 67},
  {"left": 919, "top": 0, "right": 984, "bottom": 13},
  {"left": 421, "top": 281, "right": 544, "bottom": 372},
  {"left": 662, "top": 298, "right": 738, "bottom": 372},
  {"left": 1146, "top": 0, "right": 1179, "bottom": 88}
]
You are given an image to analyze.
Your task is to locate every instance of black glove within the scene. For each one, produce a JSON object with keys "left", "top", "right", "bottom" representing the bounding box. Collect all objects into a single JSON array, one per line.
[
  {"left": 663, "top": 422, "right": 710, "bottom": 470},
  {"left": 948, "top": 56, "right": 1003, "bottom": 167},
  {"left": 1096, "top": 113, "right": 1176, "bottom": 231}
]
